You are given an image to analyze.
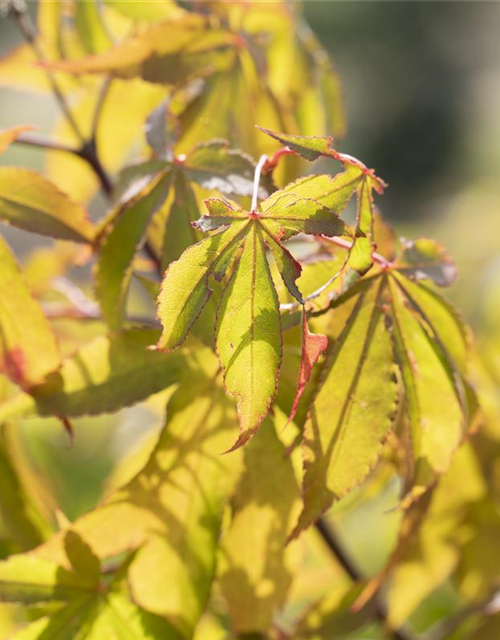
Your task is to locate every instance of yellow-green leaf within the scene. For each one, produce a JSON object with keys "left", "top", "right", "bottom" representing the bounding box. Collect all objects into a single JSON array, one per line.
[
  {"left": 96, "top": 172, "right": 171, "bottom": 330},
  {"left": 219, "top": 416, "right": 300, "bottom": 633},
  {"left": 157, "top": 221, "right": 249, "bottom": 351},
  {"left": 216, "top": 224, "right": 282, "bottom": 449},
  {"left": 0, "top": 236, "right": 61, "bottom": 389},
  {"left": 0, "top": 168, "right": 95, "bottom": 243},
  {"left": 291, "top": 278, "right": 399, "bottom": 538}
]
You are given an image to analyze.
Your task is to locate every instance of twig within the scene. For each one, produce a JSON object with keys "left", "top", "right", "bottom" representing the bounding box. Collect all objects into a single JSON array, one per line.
[
  {"left": 91, "top": 76, "right": 113, "bottom": 143},
  {"left": 316, "top": 517, "right": 416, "bottom": 640},
  {"left": 5, "top": 0, "right": 85, "bottom": 144},
  {"left": 15, "top": 132, "right": 79, "bottom": 155}
]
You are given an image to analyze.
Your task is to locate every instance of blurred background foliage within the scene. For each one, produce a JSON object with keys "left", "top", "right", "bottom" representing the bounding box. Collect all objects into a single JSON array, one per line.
[{"left": 0, "top": 2, "right": 499, "bottom": 638}]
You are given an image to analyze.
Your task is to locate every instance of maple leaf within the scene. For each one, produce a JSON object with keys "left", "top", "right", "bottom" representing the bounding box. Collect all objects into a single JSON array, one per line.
[{"left": 157, "top": 168, "right": 363, "bottom": 447}]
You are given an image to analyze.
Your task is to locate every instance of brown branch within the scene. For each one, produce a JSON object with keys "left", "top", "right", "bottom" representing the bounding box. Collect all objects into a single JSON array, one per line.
[{"left": 316, "top": 518, "right": 416, "bottom": 640}]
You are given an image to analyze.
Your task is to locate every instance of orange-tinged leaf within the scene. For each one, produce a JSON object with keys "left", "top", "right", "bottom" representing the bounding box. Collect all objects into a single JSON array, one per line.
[
  {"left": 0, "top": 125, "right": 35, "bottom": 156},
  {"left": 288, "top": 310, "right": 328, "bottom": 425}
]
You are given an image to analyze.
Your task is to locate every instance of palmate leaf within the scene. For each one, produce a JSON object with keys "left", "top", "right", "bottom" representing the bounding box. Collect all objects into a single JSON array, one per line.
[
  {"left": 260, "top": 128, "right": 386, "bottom": 308},
  {"left": 0, "top": 330, "right": 211, "bottom": 423},
  {"left": 95, "top": 128, "right": 263, "bottom": 330},
  {"left": 290, "top": 253, "right": 477, "bottom": 536},
  {"left": 158, "top": 172, "right": 358, "bottom": 446},
  {"left": 0, "top": 236, "right": 61, "bottom": 390},
  {"left": 0, "top": 532, "right": 181, "bottom": 640},
  {"left": 44, "top": 13, "right": 235, "bottom": 85},
  {"left": 291, "top": 277, "right": 400, "bottom": 539}
]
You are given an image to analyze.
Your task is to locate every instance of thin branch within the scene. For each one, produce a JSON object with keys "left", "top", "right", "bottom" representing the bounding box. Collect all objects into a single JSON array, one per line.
[
  {"left": 5, "top": 0, "right": 85, "bottom": 144},
  {"left": 316, "top": 517, "right": 416, "bottom": 640},
  {"left": 91, "top": 76, "right": 113, "bottom": 143},
  {"left": 15, "top": 132, "right": 79, "bottom": 155}
]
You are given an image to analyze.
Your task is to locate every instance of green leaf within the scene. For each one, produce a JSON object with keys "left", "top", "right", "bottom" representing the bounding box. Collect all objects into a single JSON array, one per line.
[
  {"left": 0, "top": 541, "right": 182, "bottom": 639},
  {"left": 157, "top": 221, "right": 249, "bottom": 351},
  {"left": 389, "top": 275, "right": 467, "bottom": 503},
  {"left": 0, "top": 555, "right": 84, "bottom": 604},
  {"left": 75, "top": 0, "right": 112, "bottom": 55},
  {"left": 186, "top": 140, "right": 263, "bottom": 198},
  {"left": 64, "top": 531, "right": 101, "bottom": 587},
  {"left": 394, "top": 237, "right": 457, "bottom": 287},
  {"left": 216, "top": 224, "right": 282, "bottom": 449},
  {"left": 219, "top": 416, "right": 300, "bottom": 633},
  {"left": 46, "top": 14, "right": 235, "bottom": 85},
  {"left": 0, "top": 168, "right": 95, "bottom": 242},
  {"left": 291, "top": 278, "right": 400, "bottom": 538},
  {"left": 0, "top": 236, "right": 61, "bottom": 389},
  {"left": 0, "top": 330, "right": 210, "bottom": 421},
  {"left": 0, "top": 426, "right": 48, "bottom": 553},
  {"left": 157, "top": 168, "right": 202, "bottom": 271},
  {"left": 258, "top": 172, "right": 357, "bottom": 240},
  {"left": 96, "top": 172, "right": 171, "bottom": 330}
]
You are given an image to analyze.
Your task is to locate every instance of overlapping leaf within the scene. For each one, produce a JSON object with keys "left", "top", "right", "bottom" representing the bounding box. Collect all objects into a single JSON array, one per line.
[
  {"left": 290, "top": 237, "right": 477, "bottom": 537},
  {"left": 0, "top": 236, "right": 61, "bottom": 390},
  {"left": 0, "top": 532, "right": 181, "bottom": 639},
  {"left": 0, "top": 330, "right": 211, "bottom": 423},
  {"left": 219, "top": 416, "right": 300, "bottom": 633},
  {"left": 34, "top": 361, "right": 242, "bottom": 638},
  {"left": 95, "top": 110, "right": 263, "bottom": 330},
  {"left": 260, "top": 128, "right": 387, "bottom": 309},
  {"left": 157, "top": 170, "right": 360, "bottom": 446}
]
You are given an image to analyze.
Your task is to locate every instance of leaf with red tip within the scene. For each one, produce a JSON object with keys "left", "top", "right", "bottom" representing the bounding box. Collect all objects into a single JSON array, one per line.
[{"left": 288, "top": 310, "right": 328, "bottom": 425}]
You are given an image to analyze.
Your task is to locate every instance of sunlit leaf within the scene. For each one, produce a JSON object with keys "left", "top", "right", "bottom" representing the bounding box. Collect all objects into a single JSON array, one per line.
[
  {"left": 0, "top": 331, "right": 210, "bottom": 421},
  {"left": 96, "top": 172, "right": 171, "bottom": 329},
  {"left": 291, "top": 277, "right": 400, "bottom": 538},
  {"left": 0, "top": 236, "right": 61, "bottom": 389},
  {"left": 0, "top": 168, "right": 95, "bottom": 242},
  {"left": 219, "top": 417, "right": 300, "bottom": 633},
  {"left": 38, "top": 364, "right": 241, "bottom": 637},
  {"left": 75, "top": 0, "right": 112, "bottom": 55},
  {"left": 216, "top": 224, "right": 282, "bottom": 449},
  {"left": 394, "top": 237, "right": 457, "bottom": 287},
  {"left": 45, "top": 14, "right": 235, "bottom": 85}
]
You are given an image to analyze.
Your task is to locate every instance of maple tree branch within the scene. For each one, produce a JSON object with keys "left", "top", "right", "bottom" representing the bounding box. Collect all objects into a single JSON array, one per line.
[
  {"left": 14, "top": 132, "right": 79, "bottom": 155},
  {"left": 4, "top": 0, "right": 85, "bottom": 145},
  {"left": 91, "top": 76, "right": 113, "bottom": 143},
  {"left": 316, "top": 518, "right": 415, "bottom": 640}
]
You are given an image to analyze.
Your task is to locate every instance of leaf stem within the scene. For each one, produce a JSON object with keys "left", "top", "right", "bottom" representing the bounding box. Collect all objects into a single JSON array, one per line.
[
  {"left": 279, "top": 236, "right": 392, "bottom": 312},
  {"left": 251, "top": 154, "right": 268, "bottom": 213}
]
